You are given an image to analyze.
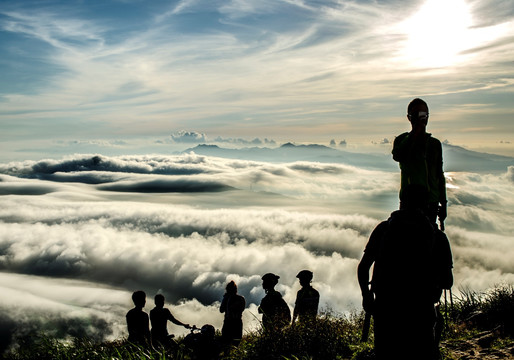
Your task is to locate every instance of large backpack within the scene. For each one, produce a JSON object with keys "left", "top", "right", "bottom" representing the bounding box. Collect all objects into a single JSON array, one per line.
[
  {"left": 261, "top": 291, "right": 291, "bottom": 329},
  {"left": 276, "top": 296, "right": 292, "bottom": 325},
  {"left": 371, "top": 209, "right": 453, "bottom": 300}
]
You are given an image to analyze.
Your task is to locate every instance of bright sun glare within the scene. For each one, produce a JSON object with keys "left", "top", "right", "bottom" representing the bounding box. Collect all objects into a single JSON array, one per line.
[{"left": 399, "top": 0, "right": 473, "bottom": 68}]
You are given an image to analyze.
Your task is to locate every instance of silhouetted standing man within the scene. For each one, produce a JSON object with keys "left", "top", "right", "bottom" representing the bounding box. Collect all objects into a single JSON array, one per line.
[
  {"left": 292, "top": 270, "right": 319, "bottom": 325},
  {"left": 126, "top": 290, "right": 152, "bottom": 346},
  {"left": 358, "top": 185, "right": 445, "bottom": 360},
  {"left": 220, "top": 280, "right": 246, "bottom": 346},
  {"left": 392, "top": 98, "right": 447, "bottom": 227},
  {"left": 258, "top": 273, "right": 291, "bottom": 331},
  {"left": 150, "top": 294, "right": 190, "bottom": 348}
]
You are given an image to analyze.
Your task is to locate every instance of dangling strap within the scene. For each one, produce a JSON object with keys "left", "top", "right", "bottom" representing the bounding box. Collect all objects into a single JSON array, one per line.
[
  {"left": 444, "top": 290, "right": 449, "bottom": 333},
  {"left": 450, "top": 288, "right": 454, "bottom": 321}
]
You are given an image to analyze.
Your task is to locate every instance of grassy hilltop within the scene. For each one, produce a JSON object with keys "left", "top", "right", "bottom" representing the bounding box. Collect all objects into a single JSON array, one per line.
[{"left": 2, "top": 285, "right": 513, "bottom": 360}]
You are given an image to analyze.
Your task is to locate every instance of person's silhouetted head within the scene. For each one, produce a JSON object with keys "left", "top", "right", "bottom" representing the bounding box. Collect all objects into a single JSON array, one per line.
[
  {"left": 132, "top": 290, "right": 146, "bottom": 308},
  {"left": 407, "top": 98, "right": 429, "bottom": 128},
  {"left": 201, "top": 324, "right": 215, "bottom": 340},
  {"left": 262, "top": 273, "right": 280, "bottom": 291},
  {"left": 154, "top": 294, "right": 165, "bottom": 308},
  {"left": 296, "top": 270, "right": 313, "bottom": 287},
  {"left": 226, "top": 280, "right": 237, "bottom": 294}
]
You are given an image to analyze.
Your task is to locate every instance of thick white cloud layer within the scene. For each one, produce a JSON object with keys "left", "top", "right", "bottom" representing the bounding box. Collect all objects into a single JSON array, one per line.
[{"left": 0, "top": 154, "right": 513, "bottom": 349}]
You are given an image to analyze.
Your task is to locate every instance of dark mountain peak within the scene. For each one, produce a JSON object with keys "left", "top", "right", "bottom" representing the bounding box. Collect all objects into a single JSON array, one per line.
[
  {"left": 301, "top": 144, "right": 331, "bottom": 150},
  {"left": 195, "top": 144, "right": 220, "bottom": 149},
  {"left": 280, "top": 143, "right": 331, "bottom": 150},
  {"left": 183, "top": 144, "right": 220, "bottom": 152}
]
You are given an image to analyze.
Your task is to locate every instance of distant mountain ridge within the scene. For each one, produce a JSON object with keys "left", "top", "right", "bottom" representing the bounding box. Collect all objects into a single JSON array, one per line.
[
  {"left": 443, "top": 143, "right": 514, "bottom": 172},
  {"left": 182, "top": 143, "right": 514, "bottom": 173},
  {"left": 182, "top": 143, "right": 397, "bottom": 171}
]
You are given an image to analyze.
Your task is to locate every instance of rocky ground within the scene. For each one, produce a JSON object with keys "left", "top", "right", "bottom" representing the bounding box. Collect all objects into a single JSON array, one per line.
[{"left": 442, "top": 330, "right": 514, "bottom": 360}]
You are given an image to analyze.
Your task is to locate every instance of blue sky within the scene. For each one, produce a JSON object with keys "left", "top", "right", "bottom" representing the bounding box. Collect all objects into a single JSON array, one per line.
[{"left": 1, "top": 0, "right": 514, "bottom": 159}]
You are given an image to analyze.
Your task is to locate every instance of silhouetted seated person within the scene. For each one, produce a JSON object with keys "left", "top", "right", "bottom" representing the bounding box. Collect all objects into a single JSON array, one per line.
[
  {"left": 292, "top": 270, "right": 320, "bottom": 325},
  {"left": 220, "top": 280, "right": 246, "bottom": 346},
  {"left": 182, "top": 324, "right": 221, "bottom": 360},
  {"left": 258, "top": 273, "right": 291, "bottom": 331},
  {"left": 150, "top": 294, "right": 190, "bottom": 349},
  {"left": 358, "top": 185, "right": 451, "bottom": 360},
  {"left": 126, "top": 290, "right": 152, "bottom": 346}
]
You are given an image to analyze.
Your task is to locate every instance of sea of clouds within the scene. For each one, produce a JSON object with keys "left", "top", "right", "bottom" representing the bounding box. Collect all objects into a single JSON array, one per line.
[{"left": 0, "top": 152, "right": 513, "bottom": 351}]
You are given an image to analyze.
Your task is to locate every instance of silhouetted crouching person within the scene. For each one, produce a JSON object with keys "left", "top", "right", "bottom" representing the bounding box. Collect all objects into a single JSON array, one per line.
[
  {"left": 358, "top": 185, "right": 452, "bottom": 360},
  {"left": 150, "top": 294, "right": 190, "bottom": 349},
  {"left": 292, "top": 270, "right": 319, "bottom": 325},
  {"left": 258, "top": 273, "right": 291, "bottom": 331},
  {"left": 220, "top": 280, "right": 246, "bottom": 346},
  {"left": 182, "top": 324, "right": 221, "bottom": 360},
  {"left": 126, "top": 290, "right": 152, "bottom": 347}
]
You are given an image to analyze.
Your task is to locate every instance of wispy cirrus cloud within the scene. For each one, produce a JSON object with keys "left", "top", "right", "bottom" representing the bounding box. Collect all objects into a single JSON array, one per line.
[{"left": 1, "top": 0, "right": 513, "bottom": 152}]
